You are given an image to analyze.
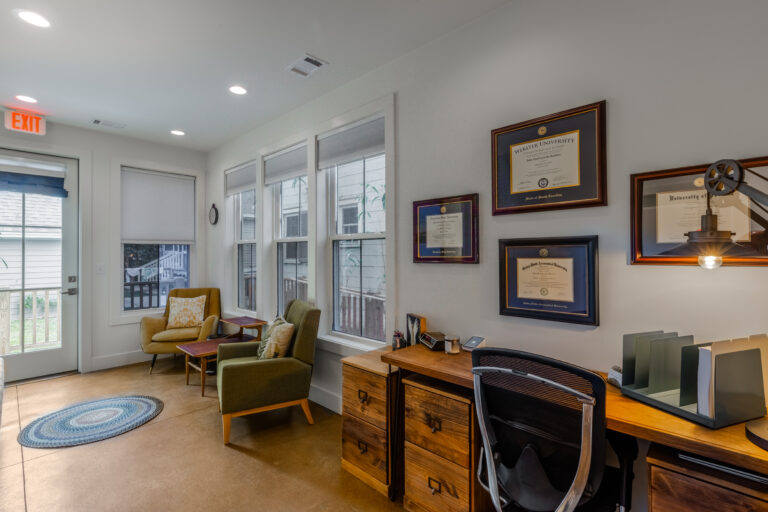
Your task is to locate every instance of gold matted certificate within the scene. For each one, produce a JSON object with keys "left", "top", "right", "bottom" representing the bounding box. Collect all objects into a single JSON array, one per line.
[
  {"left": 516, "top": 257, "right": 574, "bottom": 303},
  {"left": 425, "top": 212, "right": 463, "bottom": 248},
  {"left": 509, "top": 130, "right": 581, "bottom": 194},
  {"left": 655, "top": 190, "right": 751, "bottom": 244}
]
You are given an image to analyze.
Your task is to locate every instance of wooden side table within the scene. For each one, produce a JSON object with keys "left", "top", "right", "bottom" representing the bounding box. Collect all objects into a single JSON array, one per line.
[
  {"left": 220, "top": 316, "right": 268, "bottom": 340},
  {"left": 177, "top": 334, "right": 255, "bottom": 396}
]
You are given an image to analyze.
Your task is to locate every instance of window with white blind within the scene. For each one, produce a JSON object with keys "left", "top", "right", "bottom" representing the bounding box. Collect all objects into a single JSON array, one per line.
[
  {"left": 225, "top": 160, "right": 259, "bottom": 312},
  {"left": 120, "top": 167, "right": 195, "bottom": 310},
  {"left": 319, "top": 117, "right": 387, "bottom": 342},
  {"left": 266, "top": 144, "right": 309, "bottom": 315}
]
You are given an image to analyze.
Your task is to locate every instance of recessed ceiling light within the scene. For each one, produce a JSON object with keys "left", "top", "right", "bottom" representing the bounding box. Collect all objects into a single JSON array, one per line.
[
  {"left": 16, "top": 10, "right": 50, "bottom": 28},
  {"left": 15, "top": 95, "right": 38, "bottom": 103},
  {"left": 170, "top": 130, "right": 185, "bottom": 136},
  {"left": 229, "top": 85, "right": 247, "bottom": 95}
]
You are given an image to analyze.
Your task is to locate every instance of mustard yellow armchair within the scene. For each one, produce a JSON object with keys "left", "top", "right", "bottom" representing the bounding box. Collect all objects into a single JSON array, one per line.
[{"left": 139, "top": 288, "right": 221, "bottom": 374}]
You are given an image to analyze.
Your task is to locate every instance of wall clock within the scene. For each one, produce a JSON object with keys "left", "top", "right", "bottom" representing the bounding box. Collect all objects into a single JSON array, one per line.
[{"left": 209, "top": 204, "right": 219, "bottom": 225}]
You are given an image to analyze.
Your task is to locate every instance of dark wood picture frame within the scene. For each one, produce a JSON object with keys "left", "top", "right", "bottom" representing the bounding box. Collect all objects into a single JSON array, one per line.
[
  {"left": 499, "top": 236, "right": 599, "bottom": 326},
  {"left": 631, "top": 156, "right": 768, "bottom": 266},
  {"left": 413, "top": 193, "right": 479, "bottom": 263},
  {"left": 492, "top": 101, "right": 607, "bottom": 215}
]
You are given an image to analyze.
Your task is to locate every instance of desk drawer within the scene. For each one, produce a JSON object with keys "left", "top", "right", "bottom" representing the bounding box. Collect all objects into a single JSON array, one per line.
[
  {"left": 405, "top": 442, "right": 470, "bottom": 512},
  {"left": 342, "top": 414, "right": 388, "bottom": 485},
  {"left": 649, "top": 465, "right": 768, "bottom": 512},
  {"left": 343, "top": 364, "right": 387, "bottom": 430},
  {"left": 405, "top": 383, "right": 470, "bottom": 468}
]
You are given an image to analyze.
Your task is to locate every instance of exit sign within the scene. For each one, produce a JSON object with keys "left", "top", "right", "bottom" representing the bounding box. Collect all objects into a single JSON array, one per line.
[{"left": 4, "top": 110, "right": 46, "bottom": 136}]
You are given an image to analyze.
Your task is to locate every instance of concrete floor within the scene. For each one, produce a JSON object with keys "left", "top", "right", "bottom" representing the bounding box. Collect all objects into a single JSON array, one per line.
[{"left": 0, "top": 360, "right": 403, "bottom": 512}]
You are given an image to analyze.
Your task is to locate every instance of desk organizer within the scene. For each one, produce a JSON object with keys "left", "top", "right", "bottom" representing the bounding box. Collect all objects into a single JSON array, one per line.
[{"left": 620, "top": 331, "right": 766, "bottom": 429}]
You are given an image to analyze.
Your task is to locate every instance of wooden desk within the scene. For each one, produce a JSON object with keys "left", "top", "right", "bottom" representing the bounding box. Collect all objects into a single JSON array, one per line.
[{"left": 381, "top": 345, "right": 768, "bottom": 476}]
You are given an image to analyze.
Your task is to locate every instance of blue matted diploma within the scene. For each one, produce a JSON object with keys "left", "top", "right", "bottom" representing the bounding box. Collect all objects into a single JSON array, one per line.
[
  {"left": 413, "top": 193, "right": 479, "bottom": 263},
  {"left": 499, "top": 236, "right": 598, "bottom": 325}
]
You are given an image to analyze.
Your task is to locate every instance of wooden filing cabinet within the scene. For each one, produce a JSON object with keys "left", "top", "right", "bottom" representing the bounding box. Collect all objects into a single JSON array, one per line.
[
  {"left": 647, "top": 444, "right": 768, "bottom": 512},
  {"left": 403, "top": 374, "right": 489, "bottom": 512},
  {"left": 341, "top": 349, "right": 398, "bottom": 497}
]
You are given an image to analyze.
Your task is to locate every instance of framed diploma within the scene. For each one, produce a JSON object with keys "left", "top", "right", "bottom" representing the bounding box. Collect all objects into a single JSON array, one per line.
[
  {"left": 413, "top": 193, "right": 479, "bottom": 263},
  {"left": 499, "top": 236, "right": 598, "bottom": 325},
  {"left": 492, "top": 101, "right": 606, "bottom": 215},
  {"left": 631, "top": 156, "right": 768, "bottom": 265}
]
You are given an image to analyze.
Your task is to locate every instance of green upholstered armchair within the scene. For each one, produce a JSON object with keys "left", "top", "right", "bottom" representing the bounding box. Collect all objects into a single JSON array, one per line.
[
  {"left": 139, "top": 288, "right": 221, "bottom": 374},
  {"left": 216, "top": 299, "right": 320, "bottom": 444}
]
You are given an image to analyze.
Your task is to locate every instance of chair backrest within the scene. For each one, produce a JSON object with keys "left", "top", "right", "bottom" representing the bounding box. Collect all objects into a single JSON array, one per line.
[
  {"left": 472, "top": 348, "right": 606, "bottom": 512},
  {"left": 283, "top": 299, "right": 321, "bottom": 366},
  {"left": 163, "top": 288, "right": 221, "bottom": 319}
]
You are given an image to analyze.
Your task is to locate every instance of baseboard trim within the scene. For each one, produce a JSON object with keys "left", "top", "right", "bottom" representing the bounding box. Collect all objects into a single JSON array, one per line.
[
  {"left": 90, "top": 350, "right": 158, "bottom": 371},
  {"left": 309, "top": 382, "right": 341, "bottom": 414}
]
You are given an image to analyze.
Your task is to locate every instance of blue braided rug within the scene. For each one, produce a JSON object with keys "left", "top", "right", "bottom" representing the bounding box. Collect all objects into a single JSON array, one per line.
[{"left": 18, "top": 396, "right": 163, "bottom": 448}]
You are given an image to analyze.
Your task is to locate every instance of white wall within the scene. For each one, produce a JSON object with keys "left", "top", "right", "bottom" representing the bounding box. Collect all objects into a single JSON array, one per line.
[{"left": 0, "top": 122, "right": 206, "bottom": 372}]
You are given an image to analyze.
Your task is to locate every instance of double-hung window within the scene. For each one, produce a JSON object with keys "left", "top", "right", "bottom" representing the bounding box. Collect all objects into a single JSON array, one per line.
[
  {"left": 319, "top": 117, "right": 386, "bottom": 341},
  {"left": 264, "top": 144, "right": 309, "bottom": 315},
  {"left": 121, "top": 167, "right": 195, "bottom": 311},
  {"left": 226, "top": 161, "right": 259, "bottom": 312}
]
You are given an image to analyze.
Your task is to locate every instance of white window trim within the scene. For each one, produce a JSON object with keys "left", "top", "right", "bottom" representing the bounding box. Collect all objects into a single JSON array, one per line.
[
  {"left": 109, "top": 158, "right": 206, "bottom": 326},
  {"left": 316, "top": 96, "right": 396, "bottom": 345},
  {"left": 233, "top": 189, "right": 259, "bottom": 314}
]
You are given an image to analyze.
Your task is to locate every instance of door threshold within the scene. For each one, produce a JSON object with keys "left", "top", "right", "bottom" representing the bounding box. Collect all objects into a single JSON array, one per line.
[{"left": 6, "top": 370, "right": 79, "bottom": 387}]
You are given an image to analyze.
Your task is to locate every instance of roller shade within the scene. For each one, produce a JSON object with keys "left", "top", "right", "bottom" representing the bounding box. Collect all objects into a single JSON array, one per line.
[
  {"left": 264, "top": 144, "right": 307, "bottom": 185},
  {"left": 121, "top": 167, "right": 196, "bottom": 243},
  {"left": 0, "top": 170, "right": 67, "bottom": 197},
  {"left": 317, "top": 117, "right": 385, "bottom": 169},
  {"left": 225, "top": 161, "right": 258, "bottom": 196}
]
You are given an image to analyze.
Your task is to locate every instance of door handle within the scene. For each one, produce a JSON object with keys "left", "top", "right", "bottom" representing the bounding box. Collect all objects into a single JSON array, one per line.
[
  {"left": 430, "top": 418, "right": 442, "bottom": 434},
  {"left": 357, "top": 440, "right": 368, "bottom": 454},
  {"left": 358, "top": 390, "right": 369, "bottom": 404},
  {"left": 66, "top": 287, "right": 77, "bottom": 296},
  {"left": 428, "top": 477, "right": 441, "bottom": 495}
]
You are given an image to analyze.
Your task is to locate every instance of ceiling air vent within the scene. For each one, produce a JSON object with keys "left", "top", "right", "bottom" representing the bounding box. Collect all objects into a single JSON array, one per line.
[
  {"left": 287, "top": 54, "right": 327, "bottom": 78},
  {"left": 91, "top": 119, "right": 126, "bottom": 129}
]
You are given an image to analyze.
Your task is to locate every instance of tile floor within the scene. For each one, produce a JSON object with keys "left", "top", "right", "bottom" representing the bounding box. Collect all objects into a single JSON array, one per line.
[{"left": 0, "top": 359, "right": 403, "bottom": 512}]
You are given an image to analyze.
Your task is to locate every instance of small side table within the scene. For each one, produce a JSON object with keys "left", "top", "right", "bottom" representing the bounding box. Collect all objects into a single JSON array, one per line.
[
  {"left": 177, "top": 334, "right": 255, "bottom": 396},
  {"left": 220, "top": 316, "right": 268, "bottom": 340}
]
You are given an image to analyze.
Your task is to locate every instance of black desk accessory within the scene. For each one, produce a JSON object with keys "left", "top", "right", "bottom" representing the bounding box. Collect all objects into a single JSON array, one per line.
[{"left": 418, "top": 331, "right": 445, "bottom": 351}]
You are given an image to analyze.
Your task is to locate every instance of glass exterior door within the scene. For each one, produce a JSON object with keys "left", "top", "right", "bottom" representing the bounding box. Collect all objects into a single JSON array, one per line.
[{"left": 0, "top": 149, "right": 78, "bottom": 382}]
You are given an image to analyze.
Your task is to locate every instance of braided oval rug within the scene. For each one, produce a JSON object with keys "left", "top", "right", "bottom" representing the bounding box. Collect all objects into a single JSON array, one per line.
[{"left": 18, "top": 395, "right": 163, "bottom": 448}]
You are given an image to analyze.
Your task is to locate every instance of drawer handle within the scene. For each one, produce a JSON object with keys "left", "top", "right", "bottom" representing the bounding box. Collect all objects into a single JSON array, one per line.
[
  {"left": 430, "top": 418, "right": 442, "bottom": 434},
  {"left": 357, "top": 440, "right": 368, "bottom": 455},
  {"left": 358, "top": 390, "right": 369, "bottom": 404},
  {"left": 428, "top": 477, "right": 441, "bottom": 495}
]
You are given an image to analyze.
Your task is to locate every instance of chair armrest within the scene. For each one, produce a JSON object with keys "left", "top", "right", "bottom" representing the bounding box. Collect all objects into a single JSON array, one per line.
[
  {"left": 217, "top": 357, "right": 312, "bottom": 414},
  {"left": 196, "top": 315, "right": 219, "bottom": 343},
  {"left": 218, "top": 341, "right": 261, "bottom": 361},
  {"left": 140, "top": 315, "right": 168, "bottom": 350}
]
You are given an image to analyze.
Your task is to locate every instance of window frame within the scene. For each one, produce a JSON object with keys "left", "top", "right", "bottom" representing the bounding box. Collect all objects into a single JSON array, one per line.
[
  {"left": 234, "top": 189, "right": 259, "bottom": 313},
  {"left": 273, "top": 176, "right": 309, "bottom": 315},
  {"left": 326, "top": 153, "right": 387, "bottom": 341}
]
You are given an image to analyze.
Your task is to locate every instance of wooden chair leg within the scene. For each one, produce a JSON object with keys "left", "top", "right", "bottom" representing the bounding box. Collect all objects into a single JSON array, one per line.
[
  {"left": 300, "top": 399, "right": 314, "bottom": 425},
  {"left": 222, "top": 414, "right": 231, "bottom": 444},
  {"left": 149, "top": 354, "right": 157, "bottom": 375}
]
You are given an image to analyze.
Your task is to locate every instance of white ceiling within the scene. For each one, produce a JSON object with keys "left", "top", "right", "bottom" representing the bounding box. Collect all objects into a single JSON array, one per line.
[{"left": 0, "top": 0, "right": 508, "bottom": 151}]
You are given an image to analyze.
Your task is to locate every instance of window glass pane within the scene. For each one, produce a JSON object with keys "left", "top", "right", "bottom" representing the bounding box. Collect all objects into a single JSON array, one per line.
[
  {"left": 277, "top": 241, "right": 308, "bottom": 315},
  {"left": 364, "top": 155, "right": 386, "bottom": 233},
  {"left": 279, "top": 177, "right": 308, "bottom": 238},
  {"left": 0, "top": 191, "right": 22, "bottom": 225},
  {"left": 123, "top": 244, "right": 189, "bottom": 311},
  {"left": 333, "top": 239, "right": 385, "bottom": 341},
  {"left": 334, "top": 154, "right": 385, "bottom": 235},
  {"left": 238, "top": 189, "right": 257, "bottom": 240},
  {"left": 25, "top": 194, "right": 61, "bottom": 228},
  {"left": 0, "top": 226, "right": 22, "bottom": 355},
  {"left": 336, "top": 161, "right": 364, "bottom": 235},
  {"left": 238, "top": 243, "right": 257, "bottom": 311}
]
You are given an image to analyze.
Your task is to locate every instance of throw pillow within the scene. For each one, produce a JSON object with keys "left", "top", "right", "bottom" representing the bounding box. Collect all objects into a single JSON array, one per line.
[
  {"left": 259, "top": 323, "right": 295, "bottom": 360},
  {"left": 257, "top": 317, "right": 286, "bottom": 359},
  {"left": 166, "top": 296, "right": 207, "bottom": 329}
]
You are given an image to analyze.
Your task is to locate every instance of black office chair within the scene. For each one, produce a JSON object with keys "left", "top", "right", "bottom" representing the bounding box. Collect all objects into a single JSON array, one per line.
[{"left": 472, "top": 348, "right": 637, "bottom": 512}]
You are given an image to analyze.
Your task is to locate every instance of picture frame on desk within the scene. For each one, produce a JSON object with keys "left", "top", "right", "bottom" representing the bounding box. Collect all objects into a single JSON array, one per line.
[
  {"left": 492, "top": 101, "right": 607, "bottom": 215},
  {"left": 499, "top": 236, "right": 599, "bottom": 326},
  {"left": 630, "top": 156, "right": 768, "bottom": 265},
  {"left": 413, "top": 193, "right": 479, "bottom": 263}
]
